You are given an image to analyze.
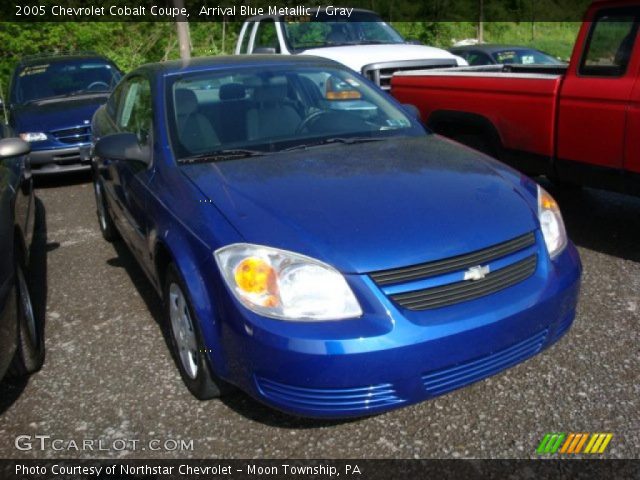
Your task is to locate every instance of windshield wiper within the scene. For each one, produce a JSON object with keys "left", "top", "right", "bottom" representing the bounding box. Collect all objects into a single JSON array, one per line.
[
  {"left": 179, "top": 139, "right": 388, "bottom": 162},
  {"left": 22, "top": 94, "right": 70, "bottom": 105},
  {"left": 179, "top": 149, "right": 270, "bottom": 164},
  {"left": 283, "top": 137, "right": 386, "bottom": 152},
  {"left": 353, "top": 40, "right": 393, "bottom": 45},
  {"left": 22, "top": 90, "right": 107, "bottom": 105},
  {"left": 63, "top": 89, "right": 109, "bottom": 97}
]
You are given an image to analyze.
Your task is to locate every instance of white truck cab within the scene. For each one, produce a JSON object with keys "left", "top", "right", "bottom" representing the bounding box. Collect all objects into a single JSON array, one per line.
[{"left": 235, "top": 8, "right": 466, "bottom": 90}]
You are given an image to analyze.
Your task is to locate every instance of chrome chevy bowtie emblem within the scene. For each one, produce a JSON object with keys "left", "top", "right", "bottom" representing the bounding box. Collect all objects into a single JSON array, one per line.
[{"left": 464, "top": 265, "right": 490, "bottom": 281}]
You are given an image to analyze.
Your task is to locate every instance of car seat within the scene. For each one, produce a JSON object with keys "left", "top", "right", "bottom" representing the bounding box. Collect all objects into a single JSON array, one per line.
[
  {"left": 174, "top": 88, "right": 220, "bottom": 154},
  {"left": 246, "top": 79, "right": 302, "bottom": 140}
]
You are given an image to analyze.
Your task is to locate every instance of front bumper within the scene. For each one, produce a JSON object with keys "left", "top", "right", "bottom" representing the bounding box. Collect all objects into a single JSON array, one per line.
[
  {"left": 214, "top": 241, "right": 582, "bottom": 418},
  {"left": 29, "top": 145, "right": 91, "bottom": 175}
]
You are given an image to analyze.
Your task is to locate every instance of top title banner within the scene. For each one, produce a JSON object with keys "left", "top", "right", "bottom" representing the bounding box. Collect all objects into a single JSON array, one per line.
[{"left": 5, "top": 0, "right": 594, "bottom": 22}]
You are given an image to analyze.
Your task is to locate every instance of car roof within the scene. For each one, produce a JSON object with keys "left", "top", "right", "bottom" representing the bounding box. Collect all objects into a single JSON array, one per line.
[
  {"left": 136, "top": 54, "right": 342, "bottom": 77},
  {"left": 246, "top": 7, "right": 376, "bottom": 21},
  {"left": 17, "top": 53, "right": 113, "bottom": 67},
  {"left": 450, "top": 44, "right": 543, "bottom": 54}
]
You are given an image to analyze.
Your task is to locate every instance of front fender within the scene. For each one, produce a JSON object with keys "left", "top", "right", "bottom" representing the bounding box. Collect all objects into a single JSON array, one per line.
[{"left": 152, "top": 227, "right": 231, "bottom": 379}]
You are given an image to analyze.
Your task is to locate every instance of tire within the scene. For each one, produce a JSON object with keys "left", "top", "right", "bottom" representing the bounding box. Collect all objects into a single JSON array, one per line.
[
  {"left": 547, "top": 175, "right": 583, "bottom": 191},
  {"left": 451, "top": 133, "right": 499, "bottom": 158},
  {"left": 93, "top": 179, "right": 119, "bottom": 242},
  {"left": 164, "top": 264, "right": 230, "bottom": 399},
  {"left": 7, "top": 255, "right": 44, "bottom": 377}
]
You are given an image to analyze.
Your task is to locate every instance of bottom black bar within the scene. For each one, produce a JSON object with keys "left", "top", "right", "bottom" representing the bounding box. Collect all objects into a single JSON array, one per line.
[{"left": 2, "top": 459, "right": 639, "bottom": 480}]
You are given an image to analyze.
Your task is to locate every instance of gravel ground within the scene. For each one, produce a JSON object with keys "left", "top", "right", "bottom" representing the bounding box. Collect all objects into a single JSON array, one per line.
[{"left": 0, "top": 173, "right": 638, "bottom": 459}]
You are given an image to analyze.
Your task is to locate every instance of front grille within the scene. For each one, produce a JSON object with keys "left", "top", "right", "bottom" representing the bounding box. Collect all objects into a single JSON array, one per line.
[
  {"left": 256, "top": 377, "right": 403, "bottom": 413},
  {"left": 51, "top": 151, "right": 81, "bottom": 164},
  {"left": 371, "top": 232, "right": 536, "bottom": 286},
  {"left": 422, "top": 329, "right": 548, "bottom": 396},
  {"left": 390, "top": 255, "right": 537, "bottom": 310},
  {"left": 362, "top": 59, "right": 458, "bottom": 90},
  {"left": 51, "top": 125, "right": 91, "bottom": 144}
]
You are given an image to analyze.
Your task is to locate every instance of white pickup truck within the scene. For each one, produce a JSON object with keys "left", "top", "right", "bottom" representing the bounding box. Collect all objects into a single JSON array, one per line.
[{"left": 235, "top": 8, "right": 466, "bottom": 90}]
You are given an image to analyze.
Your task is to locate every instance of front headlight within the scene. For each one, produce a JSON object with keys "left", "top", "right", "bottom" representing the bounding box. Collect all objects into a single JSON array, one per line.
[
  {"left": 214, "top": 243, "right": 362, "bottom": 321},
  {"left": 19, "top": 132, "right": 47, "bottom": 142},
  {"left": 538, "top": 185, "right": 567, "bottom": 258}
]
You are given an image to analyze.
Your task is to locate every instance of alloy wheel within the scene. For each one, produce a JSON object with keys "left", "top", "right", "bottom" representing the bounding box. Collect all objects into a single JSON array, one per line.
[{"left": 168, "top": 283, "right": 199, "bottom": 379}]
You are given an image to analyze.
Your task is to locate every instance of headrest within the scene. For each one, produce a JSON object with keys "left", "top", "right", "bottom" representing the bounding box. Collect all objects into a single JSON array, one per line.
[
  {"left": 175, "top": 89, "right": 198, "bottom": 116},
  {"left": 254, "top": 78, "right": 288, "bottom": 103},
  {"left": 220, "top": 83, "right": 246, "bottom": 101}
]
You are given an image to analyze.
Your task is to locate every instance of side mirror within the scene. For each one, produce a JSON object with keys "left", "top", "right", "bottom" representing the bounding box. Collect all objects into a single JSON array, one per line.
[
  {"left": 0, "top": 137, "right": 31, "bottom": 159},
  {"left": 402, "top": 103, "right": 422, "bottom": 122},
  {"left": 252, "top": 47, "right": 277, "bottom": 54},
  {"left": 94, "top": 133, "right": 150, "bottom": 164},
  {"left": 0, "top": 138, "right": 32, "bottom": 189}
]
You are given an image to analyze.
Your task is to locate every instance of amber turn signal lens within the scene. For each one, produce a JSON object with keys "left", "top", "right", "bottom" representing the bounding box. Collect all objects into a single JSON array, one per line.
[
  {"left": 326, "top": 90, "right": 362, "bottom": 100},
  {"left": 325, "top": 77, "right": 362, "bottom": 100},
  {"left": 234, "top": 257, "right": 277, "bottom": 295},
  {"left": 540, "top": 192, "right": 558, "bottom": 210}
]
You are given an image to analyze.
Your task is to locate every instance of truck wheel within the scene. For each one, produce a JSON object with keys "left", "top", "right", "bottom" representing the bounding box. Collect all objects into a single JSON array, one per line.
[
  {"left": 452, "top": 133, "right": 499, "bottom": 158},
  {"left": 93, "top": 179, "right": 119, "bottom": 241},
  {"left": 548, "top": 175, "right": 583, "bottom": 191},
  {"left": 8, "top": 255, "right": 45, "bottom": 377},
  {"left": 164, "top": 264, "right": 232, "bottom": 400}
]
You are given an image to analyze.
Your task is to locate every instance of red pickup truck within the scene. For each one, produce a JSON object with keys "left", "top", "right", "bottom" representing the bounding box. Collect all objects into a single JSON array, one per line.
[{"left": 391, "top": 0, "right": 640, "bottom": 195}]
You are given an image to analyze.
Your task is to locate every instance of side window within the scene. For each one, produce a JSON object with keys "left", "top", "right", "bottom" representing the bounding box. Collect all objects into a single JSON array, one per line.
[
  {"left": 468, "top": 52, "right": 493, "bottom": 66},
  {"left": 253, "top": 19, "right": 280, "bottom": 53},
  {"left": 106, "top": 81, "right": 125, "bottom": 120},
  {"left": 239, "top": 23, "right": 252, "bottom": 53},
  {"left": 580, "top": 9, "right": 639, "bottom": 76},
  {"left": 116, "top": 77, "right": 152, "bottom": 145}
]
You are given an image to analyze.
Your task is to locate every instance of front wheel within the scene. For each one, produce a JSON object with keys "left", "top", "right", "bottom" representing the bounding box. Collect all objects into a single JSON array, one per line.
[
  {"left": 164, "top": 264, "right": 231, "bottom": 400},
  {"left": 8, "top": 258, "right": 44, "bottom": 377}
]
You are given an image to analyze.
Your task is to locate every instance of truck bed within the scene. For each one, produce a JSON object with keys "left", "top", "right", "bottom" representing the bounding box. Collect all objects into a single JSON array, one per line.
[{"left": 391, "top": 65, "right": 567, "bottom": 163}]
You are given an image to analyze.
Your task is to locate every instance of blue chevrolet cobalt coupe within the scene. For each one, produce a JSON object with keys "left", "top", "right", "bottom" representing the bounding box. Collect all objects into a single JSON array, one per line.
[{"left": 91, "top": 56, "right": 581, "bottom": 418}]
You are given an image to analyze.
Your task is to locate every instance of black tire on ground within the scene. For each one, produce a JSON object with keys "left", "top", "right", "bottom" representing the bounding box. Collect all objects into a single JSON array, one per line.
[
  {"left": 451, "top": 133, "right": 499, "bottom": 158},
  {"left": 93, "top": 178, "right": 119, "bottom": 242},
  {"left": 164, "top": 263, "right": 232, "bottom": 400},
  {"left": 547, "top": 175, "right": 584, "bottom": 191},
  {"left": 7, "top": 248, "right": 45, "bottom": 378}
]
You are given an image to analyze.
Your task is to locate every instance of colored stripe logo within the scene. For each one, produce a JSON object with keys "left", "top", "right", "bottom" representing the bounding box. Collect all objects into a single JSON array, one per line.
[{"left": 537, "top": 433, "right": 613, "bottom": 454}]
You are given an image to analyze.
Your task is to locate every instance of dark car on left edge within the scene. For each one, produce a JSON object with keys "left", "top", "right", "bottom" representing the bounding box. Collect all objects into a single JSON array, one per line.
[
  {"left": 0, "top": 133, "right": 44, "bottom": 380},
  {"left": 6, "top": 53, "right": 122, "bottom": 175}
]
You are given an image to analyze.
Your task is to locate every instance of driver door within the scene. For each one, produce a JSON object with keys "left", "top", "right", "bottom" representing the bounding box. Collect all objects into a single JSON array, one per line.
[{"left": 109, "top": 76, "right": 154, "bottom": 262}]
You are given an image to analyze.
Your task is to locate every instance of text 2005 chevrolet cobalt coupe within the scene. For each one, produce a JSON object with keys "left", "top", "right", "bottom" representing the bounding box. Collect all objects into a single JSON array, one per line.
[{"left": 91, "top": 56, "right": 581, "bottom": 418}]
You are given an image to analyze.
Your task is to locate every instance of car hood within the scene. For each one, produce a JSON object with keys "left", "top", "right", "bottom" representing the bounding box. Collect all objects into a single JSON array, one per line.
[
  {"left": 181, "top": 135, "right": 538, "bottom": 274},
  {"left": 299, "top": 44, "right": 465, "bottom": 71},
  {"left": 11, "top": 94, "right": 108, "bottom": 133}
]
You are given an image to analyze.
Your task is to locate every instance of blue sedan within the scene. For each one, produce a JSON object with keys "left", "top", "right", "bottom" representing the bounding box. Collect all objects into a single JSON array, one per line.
[{"left": 91, "top": 56, "right": 581, "bottom": 418}]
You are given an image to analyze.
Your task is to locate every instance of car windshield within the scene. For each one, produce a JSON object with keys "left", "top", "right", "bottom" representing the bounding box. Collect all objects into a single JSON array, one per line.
[
  {"left": 167, "top": 65, "right": 423, "bottom": 161},
  {"left": 492, "top": 49, "right": 564, "bottom": 65},
  {"left": 282, "top": 12, "right": 405, "bottom": 51},
  {"left": 12, "top": 59, "right": 121, "bottom": 105}
]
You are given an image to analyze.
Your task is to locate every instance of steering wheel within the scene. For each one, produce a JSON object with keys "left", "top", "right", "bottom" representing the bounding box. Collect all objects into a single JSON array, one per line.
[
  {"left": 296, "top": 110, "right": 337, "bottom": 134},
  {"left": 87, "top": 81, "right": 110, "bottom": 91}
]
